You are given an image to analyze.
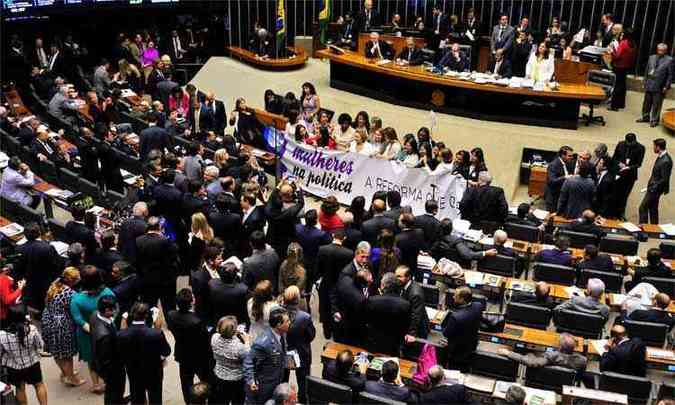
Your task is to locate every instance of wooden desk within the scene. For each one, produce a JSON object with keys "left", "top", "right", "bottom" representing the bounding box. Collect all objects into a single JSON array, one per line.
[
  {"left": 240, "top": 144, "right": 276, "bottom": 167},
  {"left": 479, "top": 323, "right": 585, "bottom": 353},
  {"left": 528, "top": 166, "right": 547, "bottom": 198},
  {"left": 641, "top": 223, "right": 675, "bottom": 240},
  {"left": 357, "top": 33, "right": 425, "bottom": 57},
  {"left": 4, "top": 89, "right": 32, "bottom": 117},
  {"left": 227, "top": 46, "right": 308, "bottom": 70},
  {"left": 316, "top": 49, "right": 605, "bottom": 130},
  {"left": 253, "top": 108, "right": 288, "bottom": 132},
  {"left": 561, "top": 386, "right": 628, "bottom": 405},
  {"left": 321, "top": 342, "right": 416, "bottom": 380},
  {"left": 663, "top": 110, "right": 675, "bottom": 132},
  {"left": 586, "top": 340, "right": 675, "bottom": 371},
  {"left": 554, "top": 59, "right": 601, "bottom": 85}
]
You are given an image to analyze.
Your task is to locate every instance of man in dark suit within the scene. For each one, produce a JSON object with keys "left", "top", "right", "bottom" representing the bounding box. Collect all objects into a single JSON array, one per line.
[
  {"left": 415, "top": 200, "right": 441, "bottom": 250},
  {"left": 78, "top": 127, "right": 101, "bottom": 185},
  {"left": 244, "top": 308, "right": 290, "bottom": 404},
  {"left": 612, "top": 133, "right": 645, "bottom": 219},
  {"left": 364, "top": 360, "right": 411, "bottom": 402},
  {"left": 490, "top": 14, "right": 515, "bottom": 57},
  {"left": 558, "top": 162, "right": 596, "bottom": 219},
  {"left": 208, "top": 193, "right": 242, "bottom": 254},
  {"left": 332, "top": 269, "right": 372, "bottom": 345},
  {"left": 544, "top": 146, "right": 575, "bottom": 212},
  {"left": 139, "top": 113, "right": 172, "bottom": 159},
  {"left": 384, "top": 190, "right": 403, "bottom": 223},
  {"left": 639, "top": 138, "right": 672, "bottom": 224},
  {"left": 135, "top": 216, "right": 180, "bottom": 312},
  {"left": 282, "top": 288, "right": 316, "bottom": 404},
  {"left": 627, "top": 248, "right": 675, "bottom": 290},
  {"left": 396, "top": 37, "right": 424, "bottom": 66},
  {"left": 109, "top": 261, "right": 140, "bottom": 317},
  {"left": 118, "top": 202, "right": 148, "bottom": 266},
  {"left": 341, "top": 213, "right": 363, "bottom": 251},
  {"left": 98, "top": 127, "right": 125, "bottom": 193},
  {"left": 600, "top": 14, "right": 615, "bottom": 47},
  {"left": 462, "top": 8, "right": 483, "bottom": 69},
  {"left": 203, "top": 91, "right": 227, "bottom": 134},
  {"left": 166, "top": 289, "right": 211, "bottom": 404},
  {"left": 364, "top": 32, "right": 393, "bottom": 60},
  {"left": 92, "top": 231, "right": 123, "bottom": 280},
  {"left": 396, "top": 265, "right": 429, "bottom": 340},
  {"left": 337, "top": 12, "right": 357, "bottom": 49},
  {"left": 534, "top": 235, "right": 574, "bottom": 267},
  {"left": 181, "top": 180, "right": 209, "bottom": 228},
  {"left": 317, "top": 230, "right": 354, "bottom": 339},
  {"left": 487, "top": 48, "right": 513, "bottom": 77},
  {"left": 65, "top": 206, "right": 99, "bottom": 260},
  {"left": 188, "top": 97, "right": 212, "bottom": 138},
  {"left": 265, "top": 184, "right": 305, "bottom": 259},
  {"left": 31, "top": 127, "right": 69, "bottom": 167},
  {"left": 628, "top": 293, "right": 674, "bottom": 330},
  {"left": 295, "top": 209, "right": 331, "bottom": 303},
  {"left": 636, "top": 43, "right": 673, "bottom": 127},
  {"left": 90, "top": 295, "right": 126, "bottom": 405},
  {"left": 240, "top": 193, "right": 266, "bottom": 257},
  {"left": 510, "top": 281, "right": 556, "bottom": 310},
  {"left": 594, "top": 156, "right": 616, "bottom": 218},
  {"left": 15, "top": 223, "right": 62, "bottom": 313},
  {"left": 243, "top": 231, "right": 281, "bottom": 293},
  {"left": 355, "top": 0, "right": 379, "bottom": 36},
  {"left": 365, "top": 273, "right": 411, "bottom": 356},
  {"left": 117, "top": 303, "right": 172, "bottom": 405},
  {"left": 190, "top": 245, "right": 221, "bottom": 321},
  {"left": 564, "top": 210, "right": 606, "bottom": 239},
  {"left": 600, "top": 325, "right": 647, "bottom": 377},
  {"left": 506, "top": 202, "right": 541, "bottom": 227},
  {"left": 439, "top": 43, "right": 470, "bottom": 71},
  {"left": 152, "top": 170, "right": 184, "bottom": 230},
  {"left": 322, "top": 350, "right": 367, "bottom": 403},
  {"left": 395, "top": 214, "right": 426, "bottom": 279},
  {"left": 442, "top": 287, "right": 485, "bottom": 371},
  {"left": 361, "top": 199, "right": 396, "bottom": 246},
  {"left": 430, "top": 219, "right": 496, "bottom": 268},
  {"left": 429, "top": 5, "right": 450, "bottom": 50},
  {"left": 208, "top": 263, "right": 249, "bottom": 326},
  {"left": 459, "top": 171, "right": 509, "bottom": 227},
  {"left": 420, "top": 366, "right": 471, "bottom": 404},
  {"left": 577, "top": 244, "right": 614, "bottom": 276}
]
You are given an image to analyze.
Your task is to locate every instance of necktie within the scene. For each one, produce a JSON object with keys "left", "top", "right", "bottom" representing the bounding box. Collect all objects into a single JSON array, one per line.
[
  {"left": 498, "top": 27, "right": 504, "bottom": 41},
  {"left": 280, "top": 336, "right": 287, "bottom": 353},
  {"left": 38, "top": 48, "right": 47, "bottom": 67},
  {"left": 195, "top": 108, "right": 200, "bottom": 132},
  {"left": 42, "top": 140, "right": 53, "bottom": 155},
  {"left": 408, "top": 50, "right": 412, "bottom": 62}
]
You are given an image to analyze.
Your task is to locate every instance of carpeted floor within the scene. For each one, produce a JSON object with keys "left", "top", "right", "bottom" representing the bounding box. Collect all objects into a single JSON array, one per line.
[{"left": 191, "top": 56, "right": 674, "bottom": 224}]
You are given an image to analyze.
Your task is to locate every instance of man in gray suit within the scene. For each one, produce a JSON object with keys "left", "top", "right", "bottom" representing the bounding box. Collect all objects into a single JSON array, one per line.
[
  {"left": 243, "top": 230, "right": 281, "bottom": 293},
  {"left": 557, "top": 162, "right": 596, "bottom": 219},
  {"left": 244, "top": 308, "right": 290, "bottom": 405},
  {"left": 48, "top": 85, "right": 79, "bottom": 123},
  {"left": 639, "top": 138, "right": 673, "bottom": 224},
  {"left": 637, "top": 43, "right": 673, "bottom": 127},
  {"left": 490, "top": 14, "right": 515, "bottom": 57},
  {"left": 555, "top": 278, "right": 609, "bottom": 321},
  {"left": 93, "top": 59, "right": 113, "bottom": 97}
]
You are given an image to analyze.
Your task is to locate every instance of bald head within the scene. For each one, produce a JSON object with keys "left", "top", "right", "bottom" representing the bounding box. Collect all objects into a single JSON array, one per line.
[
  {"left": 656, "top": 43, "right": 668, "bottom": 55},
  {"left": 559, "top": 333, "right": 577, "bottom": 354},
  {"left": 582, "top": 209, "right": 596, "bottom": 223},
  {"left": 372, "top": 199, "right": 386, "bottom": 213},
  {"left": 428, "top": 365, "right": 445, "bottom": 386},
  {"left": 494, "top": 230, "right": 508, "bottom": 246},
  {"left": 370, "top": 32, "right": 379, "bottom": 41},
  {"left": 535, "top": 282, "right": 551, "bottom": 299},
  {"left": 610, "top": 324, "right": 626, "bottom": 339},
  {"left": 654, "top": 293, "right": 671, "bottom": 310},
  {"left": 132, "top": 202, "right": 148, "bottom": 217}
]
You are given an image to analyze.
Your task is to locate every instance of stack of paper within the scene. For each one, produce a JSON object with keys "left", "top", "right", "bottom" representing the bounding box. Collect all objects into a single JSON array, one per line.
[
  {"left": 621, "top": 222, "right": 641, "bottom": 232},
  {"left": 590, "top": 339, "right": 610, "bottom": 355},
  {"left": 659, "top": 223, "right": 675, "bottom": 236},
  {"left": 376, "top": 59, "right": 392, "bottom": 65},
  {"left": 443, "top": 369, "right": 464, "bottom": 385},
  {"left": 452, "top": 219, "right": 472, "bottom": 236},
  {"left": 465, "top": 271, "right": 485, "bottom": 286},
  {"left": 647, "top": 347, "right": 675, "bottom": 360},
  {"left": 463, "top": 229, "right": 484, "bottom": 242},
  {"left": 532, "top": 209, "right": 550, "bottom": 220},
  {"left": 0, "top": 223, "right": 24, "bottom": 238},
  {"left": 417, "top": 255, "right": 436, "bottom": 271}
]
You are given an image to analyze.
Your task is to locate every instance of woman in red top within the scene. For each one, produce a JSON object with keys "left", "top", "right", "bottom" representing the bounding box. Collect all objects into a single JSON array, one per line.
[
  {"left": 611, "top": 28, "right": 637, "bottom": 110},
  {"left": 319, "top": 196, "right": 344, "bottom": 233},
  {"left": 0, "top": 265, "right": 24, "bottom": 327}
]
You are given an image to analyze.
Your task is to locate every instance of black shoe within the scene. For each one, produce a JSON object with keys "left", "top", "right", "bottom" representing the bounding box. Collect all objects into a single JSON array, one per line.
[
  {"left": 636, "top": 118, "right": 649, "bottom": 123},
  {"left": 650, "top": 122, "right": 659, "bottom": 127},
  {"left": 609, "top": 107, "right": 619, "bottom": 111}
]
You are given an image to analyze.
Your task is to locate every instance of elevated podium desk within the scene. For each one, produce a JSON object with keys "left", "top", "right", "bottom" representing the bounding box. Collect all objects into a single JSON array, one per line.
[
  {"left": 664, "top": 110, "right": 675, "bottom": 132},
  {"left": 316, "top": 49, "right": 606, "bottom": 129},
  {"left": 227, "top": 46, "right": 308, "bottom": 70}
]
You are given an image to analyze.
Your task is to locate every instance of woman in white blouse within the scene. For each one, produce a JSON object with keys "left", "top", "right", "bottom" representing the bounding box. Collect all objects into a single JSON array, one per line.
[
  {"left": 246, "top": 280, "right": 280, "bottom": 340},
  {"left": 379, "top": 127, "right": 402, "bottom": 159},
  {"left": 526, "top": 42, "right": 555, "bottom": 83},
  {"left": 369, "top": 128, "right": 386, "bottom": 157},
  {"left": 349, "top": 129, "right": 375, "bottom": 155}
]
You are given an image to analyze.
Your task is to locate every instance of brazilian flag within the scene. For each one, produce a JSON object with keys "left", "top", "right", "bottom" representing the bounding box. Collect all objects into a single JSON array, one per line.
[
  {"left": 276, "top": 0, "right": 286, "bottom": 48},
  {"left": 319, "top": 0, "right": 332, "bottom": 44}
]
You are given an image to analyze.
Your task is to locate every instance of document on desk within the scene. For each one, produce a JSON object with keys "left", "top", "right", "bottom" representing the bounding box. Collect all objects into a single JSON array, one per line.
[
  {"left": 464, "top": 271, "right": 485, "bottom": 286},
  {"left": 443, "top": 369, "right": 464, "bottom": 385},
  {"left": 463, "top": 374, "right": 495, "bottom": 393},
  {"left": 590, "top": 339, "right": 610, "bottom": 355},
  {"left": 532, "top": 209, "right": 550, "bottom": 220},
  {"left": 0, "top": 223, "right": 24, "bottom": 238},
  {"left": 565, "top": 286, "right": 584, "bottom": 297},
  {"left": 621, "top": 222, "right": 641, "bottom": 233},
  {"left": 647, "top": 347, "right": 675, "bottom": 360},
  {"left": 659, "top": 223, "right": 675, "bottom": 236},
  {"left": 376, "top": 59, "right": 392, "bottom": 65}
]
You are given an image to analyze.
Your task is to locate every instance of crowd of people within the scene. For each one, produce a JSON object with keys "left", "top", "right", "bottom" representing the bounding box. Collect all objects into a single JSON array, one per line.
[{"left": 0, "top": 3, "right": 674, "bottom": 405}]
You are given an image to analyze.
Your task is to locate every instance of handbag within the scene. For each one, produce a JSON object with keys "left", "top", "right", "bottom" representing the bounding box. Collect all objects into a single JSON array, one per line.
[
  {"left": 412, "top": 343, "right": 438, "bottom": 386},
  {"left": 480, "top": 311, "right": 505, "bottom": 333}
]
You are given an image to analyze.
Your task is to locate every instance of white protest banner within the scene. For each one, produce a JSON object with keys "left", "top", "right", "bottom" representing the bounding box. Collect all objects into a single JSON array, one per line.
[{"left": 275, "top": 136, "right": 466, "bottom": 219}]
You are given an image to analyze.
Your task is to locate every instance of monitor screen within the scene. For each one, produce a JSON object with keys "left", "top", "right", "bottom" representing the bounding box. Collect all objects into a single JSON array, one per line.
[
  {"left": 34, "top": 0, "right": 56, "bottom": 6},
  {"left": 3, "top": 0, "right": 33, "bottom": 10}
]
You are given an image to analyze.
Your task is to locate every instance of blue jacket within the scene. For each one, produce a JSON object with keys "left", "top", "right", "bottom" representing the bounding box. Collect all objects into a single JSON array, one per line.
[{"left": 244, "top": 326, "right": 286, "bottom": 404}]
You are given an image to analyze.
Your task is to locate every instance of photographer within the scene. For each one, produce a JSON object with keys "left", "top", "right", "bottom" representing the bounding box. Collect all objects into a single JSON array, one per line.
[
  {"left": 210, "top": 315, "right": 250, "bottom": 405},
  {"left": 264, "top": 179, "right": 305, "bottom": 260}
]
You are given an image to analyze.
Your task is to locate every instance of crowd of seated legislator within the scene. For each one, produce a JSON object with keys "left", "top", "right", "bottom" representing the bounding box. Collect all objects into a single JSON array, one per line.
[{"left": 1, "top": 22, "right": 674, "bottom": 405}]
